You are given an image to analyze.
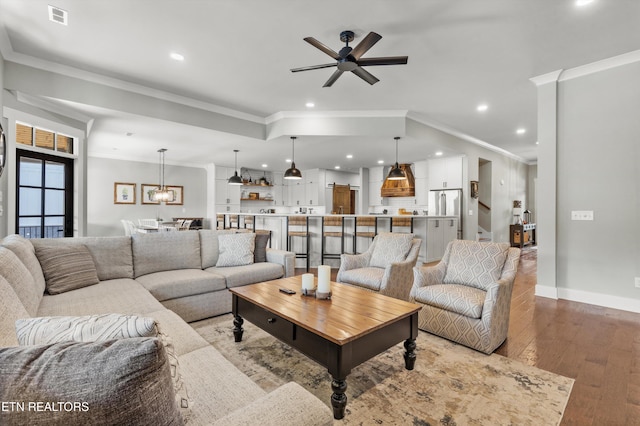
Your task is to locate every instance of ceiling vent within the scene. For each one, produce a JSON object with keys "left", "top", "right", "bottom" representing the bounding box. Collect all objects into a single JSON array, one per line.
[{"left": 48, "top": 5, "right": 68, "bottom": 25}]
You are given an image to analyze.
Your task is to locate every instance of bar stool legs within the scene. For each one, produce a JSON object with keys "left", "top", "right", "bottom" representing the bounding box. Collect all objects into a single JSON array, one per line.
[{"left": 287, "top": 216, "right": 310, "bottom": 272}]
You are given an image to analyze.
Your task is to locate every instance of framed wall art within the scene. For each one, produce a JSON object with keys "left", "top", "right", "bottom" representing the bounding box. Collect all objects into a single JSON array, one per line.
[
  {"left": 166, "top": 185, "right": 183, "bottom": 205},
  {"left": 114, "top": 182, "right": 136, "bottom": 204},
  {"left": 141, "top": 184, "right": 160, "bottom": 205}
]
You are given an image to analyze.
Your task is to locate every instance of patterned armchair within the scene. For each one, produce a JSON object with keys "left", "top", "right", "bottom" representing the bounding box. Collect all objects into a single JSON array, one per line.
[
  {"left": 337, "top": 232, "right": 421, "bottom": 301},
  {"left": 410, "top": 240, "right": 521, "bottom": 354}
]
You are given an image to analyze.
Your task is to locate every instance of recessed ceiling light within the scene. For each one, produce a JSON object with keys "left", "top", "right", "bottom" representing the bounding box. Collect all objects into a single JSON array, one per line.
[
  {"left": 476, "top": 104, "right": 488, "bottom": 112},
  {"left": 305, "top": 102, "right": 315, "bottom": 108},
  {"left": 262, "top": 164, "right": 268, "bottom": 168},
  {"left": 346, "top": 154, "right": 353, "bottom": 159},
  {"left": 575, "top": 0, "right": 594, "bottom": 6},
  {"left": 516, "top": 128, "right": 526, "bottom": 135},
  {"left": 435, "top": 151, "right": 443, "bottom": 156},
  {"left": 334, "top": 166, "right": 340, "bottom": 169},
  {"left": 377, "top": 160, "right": 384, "bottom": 164},
  {"left": 285, "top": 159, "right": 292, "bottom": 163},
  {"left": 536, "top": 141, "right": 539, "bottom": 145},
  {"left": 170, "top": 52, "right": 184, "bottom": 61}
]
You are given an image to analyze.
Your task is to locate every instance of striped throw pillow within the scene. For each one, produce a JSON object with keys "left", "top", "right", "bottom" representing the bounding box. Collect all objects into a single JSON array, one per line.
[{"left": 35, "top": 244, "right": 99, "bottom": 294}]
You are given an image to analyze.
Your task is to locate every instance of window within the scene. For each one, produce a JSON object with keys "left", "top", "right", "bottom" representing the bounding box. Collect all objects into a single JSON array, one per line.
[
  {"left": 16, "top": 149, "right": 74, "bottom": 238},
  {"left": 16, "top": 122, "right": 74, "bottom": 154}
]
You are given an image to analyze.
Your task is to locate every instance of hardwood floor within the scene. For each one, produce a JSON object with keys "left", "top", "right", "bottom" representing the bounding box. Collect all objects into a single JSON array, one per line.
[
  {"left": 494, "top": 247, "right": 640, "bottom": 425},
  {"left": 298, "top": 248, "right": 640, "bottom": 425}
]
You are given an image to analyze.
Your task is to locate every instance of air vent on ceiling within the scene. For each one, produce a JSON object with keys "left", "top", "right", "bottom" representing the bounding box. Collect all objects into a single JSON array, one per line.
[{"left": 48, "top": 5, "right": 68, "bottom": 25}]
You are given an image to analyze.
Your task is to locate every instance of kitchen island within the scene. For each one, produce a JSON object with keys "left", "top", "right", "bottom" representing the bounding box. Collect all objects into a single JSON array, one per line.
[{"left": 216, "top": 213, "right": 459, "bottom": 267}]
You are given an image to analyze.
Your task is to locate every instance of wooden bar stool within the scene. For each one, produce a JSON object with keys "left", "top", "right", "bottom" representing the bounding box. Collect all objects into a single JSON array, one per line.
[
  {"left": 391, "top": 216, "right": 414, "bottom": 233},
  {"left": 321, "top": 216, "right": 351, "bottom": 264},
  {"left": 353, "top": 216, "right": 378, "bottom": 254},
  {"left": 286, "top": 216, "right": 310, "bottom": 272},
  {"left": 216, "top": 214, "right": 226, "bottom": 229}
]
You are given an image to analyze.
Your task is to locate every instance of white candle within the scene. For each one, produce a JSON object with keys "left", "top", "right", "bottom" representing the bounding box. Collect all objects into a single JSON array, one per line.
[
  {"left": 317, "top": 265, "right": 331, "bottom": 294},
  {"left": 302, "top": 273, "right": 315, "bottom": 290}
]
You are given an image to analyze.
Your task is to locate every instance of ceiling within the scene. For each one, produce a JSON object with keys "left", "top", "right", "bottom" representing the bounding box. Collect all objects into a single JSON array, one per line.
[{"left": 0, "top": 0, "right": 638, "bottom": 171}]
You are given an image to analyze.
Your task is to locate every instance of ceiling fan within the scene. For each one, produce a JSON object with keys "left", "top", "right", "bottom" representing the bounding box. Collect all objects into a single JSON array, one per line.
[{"left": 290, "top": 30, "right": 408, "bottom": 87}]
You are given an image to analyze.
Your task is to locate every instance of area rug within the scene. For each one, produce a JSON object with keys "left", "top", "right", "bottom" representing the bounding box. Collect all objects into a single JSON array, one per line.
[{"left": 192, "top": 314, "right": 573, "bottom": 425}]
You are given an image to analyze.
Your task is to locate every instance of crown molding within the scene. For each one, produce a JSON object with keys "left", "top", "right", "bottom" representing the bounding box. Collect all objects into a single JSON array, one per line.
[
  {"left": 406, "top": 112, "right": 527, "bottom": 163},
  {"left": 265, "top": 110, "right": 409, "bottom": 125},
  {"left": 559, "top": 49, "right": 640, "bottom": 82},
  {"left": 529, "top": 70, "right": 563, "bottom": 86}
]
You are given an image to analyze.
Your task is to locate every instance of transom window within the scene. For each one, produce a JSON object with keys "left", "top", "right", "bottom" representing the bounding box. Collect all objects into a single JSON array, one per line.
[{"left": 16, "top": 122, "right": 74, "bottom": 154}]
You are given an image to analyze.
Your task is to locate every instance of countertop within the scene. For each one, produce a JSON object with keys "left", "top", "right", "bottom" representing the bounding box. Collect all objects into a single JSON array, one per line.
[{"left": 217, "top": 212, "right": 458, "bottom": 218}]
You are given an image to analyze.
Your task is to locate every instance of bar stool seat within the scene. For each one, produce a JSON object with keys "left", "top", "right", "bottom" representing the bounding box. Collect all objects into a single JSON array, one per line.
[
  {"left": 287, "top": 216, "right": 311, "bottom": 272},
  {"left": 321, "top": 216, "right": 351, "bottom": 265},
  {"left": 391, "top": 216, "right": 414, "bottom": 233}
]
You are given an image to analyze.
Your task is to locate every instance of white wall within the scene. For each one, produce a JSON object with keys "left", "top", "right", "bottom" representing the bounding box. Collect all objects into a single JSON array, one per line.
[
  {"left": 87, "top": 157, "right": 207, "bottom": 236},
  {"left": 555, "top": 60, "right": 640, "bottom": 304}
]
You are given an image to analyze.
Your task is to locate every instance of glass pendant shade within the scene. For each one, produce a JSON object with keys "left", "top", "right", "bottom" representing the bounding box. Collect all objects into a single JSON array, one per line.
[
  {"left": 152, "top": 148, "right": 174, "bottom": 202},
  {"left": 228, "top": 150, "right": 243, "bottom": 185},
  {"left": 284, "top": 136, "right": 302, "bottom": 180},
  {"left": 385, "top": 137, "right": 406, "bottom": 181}
]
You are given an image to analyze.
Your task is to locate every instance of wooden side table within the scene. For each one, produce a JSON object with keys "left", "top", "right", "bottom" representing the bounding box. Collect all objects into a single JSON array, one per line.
[{"left": 510, "top": 223, "right": 536, "bottom": 248}]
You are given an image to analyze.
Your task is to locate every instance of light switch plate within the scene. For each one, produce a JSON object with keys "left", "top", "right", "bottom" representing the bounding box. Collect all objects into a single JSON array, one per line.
[{"left": 571, "top": 210, "right": 594, "bottom": 221}]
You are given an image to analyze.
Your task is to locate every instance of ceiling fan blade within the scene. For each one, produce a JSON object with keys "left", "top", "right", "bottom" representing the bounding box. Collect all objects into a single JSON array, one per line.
[
  {"left": 323, "top": 69, "right": 344, "bottom": 87},
  {"left": 351, "top": 66, "right": 379, "bottom": 85},
  {"left": 290, "top": 63, "right": 337, "bottom": 73},
  {"left": 304, "top": 37, "right": 340, "bottom": 60},
  {"left": 356, "top": 56, "right": 409, "bottom": 66},
  {"left": 350, "top": 32, "right": 382, "bottom": 60}
]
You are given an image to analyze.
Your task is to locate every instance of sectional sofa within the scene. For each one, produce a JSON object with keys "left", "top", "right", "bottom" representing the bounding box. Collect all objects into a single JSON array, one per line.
[{"left": 0, "top": 230, "right": 333, "bottom": 425}]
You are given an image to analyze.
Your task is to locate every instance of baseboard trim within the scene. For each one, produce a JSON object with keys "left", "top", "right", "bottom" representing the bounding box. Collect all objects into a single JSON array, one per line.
[
  {"left": 556, "top": 288, "right": 640, "bottom": 314},
  {"left": 535, "top": 285, "right": 558, "bottom": 299}
]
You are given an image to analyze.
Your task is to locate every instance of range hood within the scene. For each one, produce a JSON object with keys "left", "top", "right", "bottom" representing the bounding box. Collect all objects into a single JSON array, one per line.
[{"left": 381, "top": 164, "right": 415, "bottom": 197}]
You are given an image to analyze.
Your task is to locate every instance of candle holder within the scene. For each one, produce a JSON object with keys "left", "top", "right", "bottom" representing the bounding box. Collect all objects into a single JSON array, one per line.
[
  {"left": 315, "top": 290, "right": 332, "bottom": 300},
  {"left": 301, "top": 288, "right": 316, "bottom": 297}
]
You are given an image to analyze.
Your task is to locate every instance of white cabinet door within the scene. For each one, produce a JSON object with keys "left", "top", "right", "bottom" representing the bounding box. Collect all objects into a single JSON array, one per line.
[
  {"left": 415, "top": 177, "right": 428, "bottom": 206},
  {"left": 290, "top": 181, "right": 304, "bottom": 206},
  {"left": 368, "top": 180, "right": 383, "bottom": 206},
  {"left": 426, "top": 218, "right": 445, "bottom": 262},
  {"left": 428, "top": 157, "right": 462, "bottom": 190},
  {"left": 304, "top": 169, "right": 319, "bottom": 205},
  {"left": 443, "top": 218, "right": 458, "bottom": 243},
  {"left": 215, "top": 179, "right": 240, "bottom": 205}
]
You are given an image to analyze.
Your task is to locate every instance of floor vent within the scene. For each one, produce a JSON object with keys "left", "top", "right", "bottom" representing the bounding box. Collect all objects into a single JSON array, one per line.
[{"left": 48, "top": 5, "right": 68, "bottom": 26}]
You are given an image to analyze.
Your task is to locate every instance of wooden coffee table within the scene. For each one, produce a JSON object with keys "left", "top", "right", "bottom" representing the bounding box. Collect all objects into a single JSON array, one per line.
[{"left": 230, "top": 276, "right": 422, "bottom": 419}]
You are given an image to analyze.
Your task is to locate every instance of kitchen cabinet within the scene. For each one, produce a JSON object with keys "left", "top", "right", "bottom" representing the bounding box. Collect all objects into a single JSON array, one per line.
[
  {"left": 428, "top": 156, "right": 463, "bottom": 190},
  {"left": 215, "top": 167, "right": 240, "bottom": 213},
  {"left": 368, "top": 166, "right": 385, "bottom": 207},
  {"left": 426, "top": 217, "right": 458, "bottom": 262}
]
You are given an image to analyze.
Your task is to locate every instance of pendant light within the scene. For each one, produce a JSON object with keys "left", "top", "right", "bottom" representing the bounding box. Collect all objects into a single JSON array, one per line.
[
  {"left": 284, "top": 136, "right": 302, "bottom": 180},
  {"left": 152, "top": 148, "right": 173, "bottom": 202},
  {"left": 386, "top": 137, "right": 406, "bottom": 180},
  {"left": 228, "top": 149, "right": 243, "bottom": 185}
]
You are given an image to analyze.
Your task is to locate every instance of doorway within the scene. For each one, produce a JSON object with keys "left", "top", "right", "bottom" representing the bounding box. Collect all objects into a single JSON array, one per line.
[
  {"left": 16, "top": 149, "right": 74, "bottom": 238},
  {"left": 478, "top": 158, "right": 492, "bottom": 238}
]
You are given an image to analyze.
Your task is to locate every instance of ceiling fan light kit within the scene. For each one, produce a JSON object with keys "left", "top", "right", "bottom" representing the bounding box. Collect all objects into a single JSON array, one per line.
[
  {"left": 291, "top": 30, "right": 408, "bottom": 87},
  {"left": 284, "top": 136, "right": 302, "bottom": 180}
]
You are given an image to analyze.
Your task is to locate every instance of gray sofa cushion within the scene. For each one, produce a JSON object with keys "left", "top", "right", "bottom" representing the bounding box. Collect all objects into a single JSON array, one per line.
[
  {"left": 443, "top": 240, "right": 510, "bottom": 291},
  {"left": 369, "top": 232, "right": 414, "bottom": 268},
  {"left": 136, "top": 269, "right": 227, "bottom": 301},
  {"left": 0, "top": 247, "right": 41, "bottom": 316},
  {"left": 132, "top": 232, "right": 201, "bottom": 278},
  {"left": 1, "top": 235, "right": 46, "bottom": 298},
  {"left": 254, "top": 231, "right": 270, "bottom": 263},
  {"left": 0, "top": 338, "right": 183, "bottom": 426},
  {"left": 31, "top": 236, "right": 134, "bottom": 281},
  {"left": 413, "top": 284, "right": 486, "bottom": 319},
  {"left": 35, "top": 244, "right": 100, "bottom": 295},
  {"left": 0, "top": 276, "right": 30, "bottom": 347},
  {"left": 36, "top": 279, "right": 164, "bottom": 317},
  {"left": 206, "top": 263, "right": 284, "bottom": 289}
]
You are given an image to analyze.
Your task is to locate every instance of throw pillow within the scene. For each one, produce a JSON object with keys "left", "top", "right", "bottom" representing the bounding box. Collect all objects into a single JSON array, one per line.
[
  {"left": 15, "top": 314, "right": 157, "bottom": 346},
  {"left": 254, "top": 231, "right": 271, "bottom": 263},
  {"left": 35, "top": 244, "right": 99, "bottom": 294},
  {"left": 216, "top": 232, "right": 255, "bottom": 267},
  {"left": 443, "top": 241, "right": 510, "bottom": 291},
  {"left": 369, "top": 232, "right": 414, "bottom": 269},
  {"left": 14, "top": 314, "right": 190, "bottom": 419},
  {"left": 0, "top": 338, "right": 183, "bottom": 425}
]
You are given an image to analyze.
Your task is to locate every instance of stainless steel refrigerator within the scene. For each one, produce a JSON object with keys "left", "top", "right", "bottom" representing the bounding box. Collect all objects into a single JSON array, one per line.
[{"left": 429, "top": 189, "right": 463, "bottom": 239}]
